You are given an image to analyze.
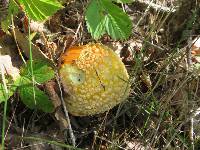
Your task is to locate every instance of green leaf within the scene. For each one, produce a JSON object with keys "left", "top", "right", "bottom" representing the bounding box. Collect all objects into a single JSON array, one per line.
[
  {"left": 17, "top": 61, "right": 54, "bottom": 112},
  {"left": 112, "top": 0, "right": 133, "bottom": 3},
  {"left": 15, "top": 75, "right": 32, "bottom": 87},
  {"left": 20, "top": 59, "right": 55, "bottom": 84},
  {"left": 85, "top": 0, "right": 106, "bottom": 40},
  {"left": 1, "top": 0, "right": 19, "bottom": 31},
  {"left": 19, "top": 85, "right": 54, "bottom": 112},
  {"left": 85, "top": 0, "right": 132, "bottom": 40},
  {"left": 102, "top": 0, "right": 132, "bottom": 40},
  {"left": 18, "top": 0, "right": 63, "bottom": 21},
  {"left": 0, "top": 83, "right": 16, "bottom": 103}
]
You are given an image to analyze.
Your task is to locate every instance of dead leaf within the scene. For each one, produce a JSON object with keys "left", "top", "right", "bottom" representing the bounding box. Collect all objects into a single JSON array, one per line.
[
  {"left": 192, "top": 37, "right": 200, "bottom": 55},
  {"left": 45, "top": 81, "right": 69, "bottom": 130},
  {"left": 0, "top": 34, "right": 21, "bottom": 80},
  {"left": 13, "top": 29, "right": 53, "bottom": 66},
  {"left": 45, "top": 81, "right": 61, "bottom": 108}
]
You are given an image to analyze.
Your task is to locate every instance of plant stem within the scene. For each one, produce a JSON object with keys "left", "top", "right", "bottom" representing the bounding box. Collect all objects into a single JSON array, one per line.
[
  {"left": 28, "top": 17, "right": 36, "bottom": 104},
  {"left": 1, "top": 65, "right": 9, "bottom": 150}
]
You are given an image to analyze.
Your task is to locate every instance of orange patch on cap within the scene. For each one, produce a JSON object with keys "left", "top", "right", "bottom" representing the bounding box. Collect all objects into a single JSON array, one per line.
[{"left": 61, "top": 46, "right": 84, "bottom": 65}]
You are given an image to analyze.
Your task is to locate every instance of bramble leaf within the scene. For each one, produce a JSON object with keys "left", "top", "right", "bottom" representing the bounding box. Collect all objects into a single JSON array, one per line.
[
  {"left": 85, "top": 0, "right": 106, "bottom": 40},
  {"left": 101, "top": 0, "right": 132, "bottom": 40},
  {"left": 19, "top": 85, "right": 54, "bottom": 112},
  {"left": 20, "top": 59, "right": 55, "bottom": 84},
  {"left": 85, "top": 0, "right": 132, "bottom": 40},
  {"left": 17, "top": 59, "right": 54, "bottom": 112},
  {"left": 18, "top": 0, "right": 63, "bottom": 21}
]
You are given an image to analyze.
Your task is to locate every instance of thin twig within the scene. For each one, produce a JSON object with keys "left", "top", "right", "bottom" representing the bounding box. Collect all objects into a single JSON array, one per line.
[
  {"left": 186, "top": 36, "right": 199, "bottom": 150},
  {"left": 55, "top": 72, "right": 76, "bottom": 147}
]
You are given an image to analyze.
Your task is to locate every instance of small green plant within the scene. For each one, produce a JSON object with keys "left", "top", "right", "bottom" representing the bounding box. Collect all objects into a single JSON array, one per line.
[
  {"left": 18, "top": 0, "right": 63, "bottom": 20},
  {"left": 0, "top": 59, "right": 55, "bottom": 112},
  {"left": 1, "top": 0, "right": 63, "bottom": 31},
  {"left": 1, "top": 0, "right": 132, "bottom": 40},
  {"left": 85, "top": 0, "right": 132, "bottom": 40}
]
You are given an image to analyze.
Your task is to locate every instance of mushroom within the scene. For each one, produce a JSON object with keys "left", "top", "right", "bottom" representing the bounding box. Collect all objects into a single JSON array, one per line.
[{"left": 59, "top": 43, "right": 130, "bottom": 116}]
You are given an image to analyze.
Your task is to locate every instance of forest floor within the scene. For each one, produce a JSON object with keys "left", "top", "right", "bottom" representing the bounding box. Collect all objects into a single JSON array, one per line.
[{"left": 1, "top": 0, "right": 200, "bottom": 149}]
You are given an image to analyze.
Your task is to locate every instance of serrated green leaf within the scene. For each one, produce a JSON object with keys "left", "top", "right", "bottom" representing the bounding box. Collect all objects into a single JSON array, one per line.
[
  {"left": 15, "top": 75, "right": 32, "bottom": 87},
  {"left": 17, "top": 60, "right": 54, "bottom": 112},
  {"left": 112, "top": 0, "right": 133, "bottom": 3},
  {"left": 16, "top": 75, "right": 54, "bottom": 112},
  {"left": 1, "top": 0, "right": 19, "bottom": 31},
  {"left": 85, "top": 0, "right": 132, "bottom": 40},
  {"left": 18, "top": 0, "right": 63, "bottom": 21},
  {"left": 85, "top": 0, "right": 106, "bottom": 40},
  {"left": 0, "top": 83, "right": 16, "bottom": 103},
  {"left": 19, "top": 85, "right": 54, "bottom": 112},
  {"left": 102, "top": 0, "right": 132, "bottom": 40},
  {"left": 20, "top": 59, "right": 55, "bottom": 84}
]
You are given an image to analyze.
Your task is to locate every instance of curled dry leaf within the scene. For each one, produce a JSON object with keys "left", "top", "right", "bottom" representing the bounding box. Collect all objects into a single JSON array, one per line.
[
  {"left": 45, "top": 81, "right": 69, "bottom": 129},
  {"left": 192, "top": 37, "right": 200, "bottom": 63},
  {"left": 13, "top": 29, "right": 52, "bottom": 64},
  {"left": 45, "top": 81, "right": 61, "bottom": 108},
  {"left": 0, "top": 34, "right": 21, "bottom": 80},
  {"left": 0, "top": 55, "right": 20, "bottom": 80},
  {"left": 125, "top": 139, "right": 153, "bottom": 150},
  {"left": 140, "top": 71, "right": 152, "bottom": 88},
  {"left": 29, "top": 20, "right": 48, "bottom": 33},
  {"left": 192, "top": 37, "right": 200, "bottom": 53}
]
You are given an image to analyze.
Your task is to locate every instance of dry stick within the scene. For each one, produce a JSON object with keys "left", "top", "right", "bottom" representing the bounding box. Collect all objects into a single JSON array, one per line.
[
  {"left": 135, "top": 0, "right": 176, "bottom": 13},
  {"left": 186, "top": 36, "right": 200, "bottom": 150},
  {"left": 20, "top": 119, "right": 26, "bottom": 147},
  {"left": 191, "top": 108, "right": 194, "bottom": 150},
  {"left": 4, "top": 99, "right": 19, "bottom": 142},
  {"left": 55, "top": 72, "right": 76, "bottom": 147},
  {"left": 73, "top": 21, "right": 82, "bottom": 43},
  {"left": 184, "top": 36, "right": 200, "bottom": 150}
]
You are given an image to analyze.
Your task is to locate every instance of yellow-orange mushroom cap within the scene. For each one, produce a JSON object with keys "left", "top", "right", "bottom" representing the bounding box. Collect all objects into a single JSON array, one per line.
[{"left": 59, "top": 43, "right": 130, "bottom": 116}]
